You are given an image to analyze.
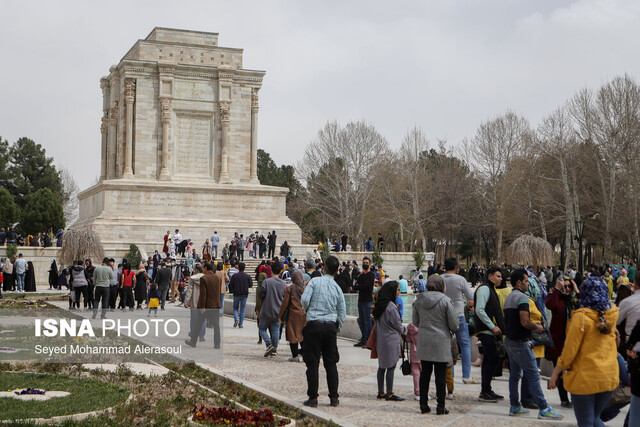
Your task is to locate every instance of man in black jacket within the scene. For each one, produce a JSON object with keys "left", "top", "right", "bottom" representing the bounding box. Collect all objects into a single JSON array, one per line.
[
  {"left": 154, "top": 262, "right": 173, "bottom": 310},
  {"left": 229, "top": 262, "right": 252, "bottom": 328},
  {"left": 473, "top": 266, "right": 507, "bottom": 402},
  {"left": 353, "top": 256, "right": 374, "bottom": 347}
]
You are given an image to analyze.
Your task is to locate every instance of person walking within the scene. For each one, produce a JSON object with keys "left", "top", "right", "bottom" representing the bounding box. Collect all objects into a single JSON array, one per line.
[
  {"left": 300, "top": 255, "right": 346, "bottom": 408},
  {"left": 442, "top": 257, "right": 478, "bottom": 385},
  {"left": 354, "top": 256, "right": 375, "bottom": 347},
  {"left": 279, "top": 269, "right": 307, "bottom": 362},
  {"left": 184, "top": 263, "right": 207, "bottom": 342},
  {"left": 154, "top": 262, "right": 172, "bottom": 310},
  {"left": 184, "top": 261, "right": 222, "bottom": 349},
  {"left": 70, "top": 260, "right": 90, "bottom": 310},
  {"left": 412, "top": 275, "right": 459, "bottom": 415},
  {"left": 259, "top": 261, "right": 287, "bottom": 357},
  {"left": 229, "top": 262, "right": 252, "bottom": 328},
  {"left": 373, "top": 281, "right": 406, "bottom": 401},
  {"left": 48, "top": 259, "right": 59, "bottom": 290},
  {"left": 503, "top": 269, "right": 563, "bottom": 420},
  {"left": 92, "top": 257, "right": 115, "bottom": 319},
  {"left": 267, "top": 230, "right": 277, "bottom": 259},
  {"left": 549, "top": 276, "right": 619, "bottom": 426}
]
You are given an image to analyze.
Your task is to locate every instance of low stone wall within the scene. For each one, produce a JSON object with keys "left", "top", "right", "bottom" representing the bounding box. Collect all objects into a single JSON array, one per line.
[
  {"left": 0, "top": 246, "right": 131, "bottom": 288},
  {"left": 0, "top": 244, "right": 432, "bottom": 288}
]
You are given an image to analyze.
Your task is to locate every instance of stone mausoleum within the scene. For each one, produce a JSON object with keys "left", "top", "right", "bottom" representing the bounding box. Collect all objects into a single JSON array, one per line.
[{"left": 74, "top": 28, "right": 301, "bottom": 248}]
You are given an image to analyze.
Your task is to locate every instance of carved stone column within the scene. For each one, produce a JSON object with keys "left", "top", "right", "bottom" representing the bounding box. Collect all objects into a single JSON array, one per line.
[
  {"left": 219, "top": 101, "right": 231, "bottom": 183},
  {"left": 123, "top": 78, "right": 135, "bottom": 177},
  {"left": 109, "top": 102, "right": 119, "bottom": 179},
  {"left": 159, "top": 97, "right": 172, "bottom": 180},
  {"left": 100, "top": 77, "right": 110, "bottom": 181},
  {"left": 250, "top": 88, "right": 259, "bottom": 183}
]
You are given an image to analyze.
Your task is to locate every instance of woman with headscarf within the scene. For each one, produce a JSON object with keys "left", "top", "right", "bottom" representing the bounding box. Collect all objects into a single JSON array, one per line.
[
  {"left": 256, "top": 269, "right": 268, "bottom": 345},
  {"left": 48, "top": 259, "right": 59, "bottom": 290},
  {"left": 24, "top": 261, "right": 36, "bottom": 292},
  {"left": 373, "top": 281, "right": 406, "bottom": 401},
  {"left": 545, "top": 273, "right": 579, "bottom": 408},
  {"left": 413, "top": 275, "right": 458, "bottom": 415},
  {"left": 279, "top": 269, "right": 307, "bottom": 362},
  {"left": 135, "top": 263, "right": 149, "bottom": 309},
  {"left": 2, "top": 257, "right": 13, "bottom": 292},
  {"left": 549, "top": 276, "right": 619, "bottom": 426},
  {"left": 280, "top": 241, "right": 290, "bottom": 258}
]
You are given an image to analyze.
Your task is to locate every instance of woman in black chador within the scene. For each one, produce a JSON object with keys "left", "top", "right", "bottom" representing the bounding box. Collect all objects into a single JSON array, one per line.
[{"left": 24, "top": 261, "right": 36, "bottom": 292}]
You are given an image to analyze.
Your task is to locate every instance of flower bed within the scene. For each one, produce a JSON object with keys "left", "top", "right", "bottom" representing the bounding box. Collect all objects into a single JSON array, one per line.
[{"left": 192, "top": 404, "right": 289, "bottom": 426}]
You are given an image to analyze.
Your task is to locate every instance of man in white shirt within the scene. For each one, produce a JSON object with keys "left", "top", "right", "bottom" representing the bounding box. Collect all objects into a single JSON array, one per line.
[
  {"left": 618, "top": 281, "right": 640, "bottom": 339},
  {"left": 173, "top": 229, "right": 182, "bottom": 246}
]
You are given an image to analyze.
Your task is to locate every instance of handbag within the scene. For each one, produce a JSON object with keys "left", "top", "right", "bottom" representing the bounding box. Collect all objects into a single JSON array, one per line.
[
  {"left": 280, "top": 287, "right": 292, "bottom": 323},
  {"left": 610, "top": 384, "right": 631, "bottom": 405},
  {"left": 495, "top": 338, "right": 507, "bottom": 359},
  {"left": 532, "top": 317, "right": 555, "bottom": 348},
  {"left": 531, "top": 328, "right": 554, "bottom": 348},
  {"left": 366, "top": 323, "right": 378, "bottom": 359},
  {"left": 400, "top": 340, "right": 411, "bottom": 376}
]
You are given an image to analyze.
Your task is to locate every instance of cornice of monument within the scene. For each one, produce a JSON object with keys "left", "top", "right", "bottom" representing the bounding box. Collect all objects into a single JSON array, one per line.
[{"left": 78, "top": 179, "right": 289, "bottom": 200}]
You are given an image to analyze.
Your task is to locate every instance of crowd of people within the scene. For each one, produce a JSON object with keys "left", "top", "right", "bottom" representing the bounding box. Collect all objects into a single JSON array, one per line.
[
  {"left": 0, "top": 253, "right": 36, "bottom": 295},
  {"left": 0, "top": 226, "right": 64, "bottom": 248},
  {"left": 5, "top": 223, "right": 640, "bottom": 425}
]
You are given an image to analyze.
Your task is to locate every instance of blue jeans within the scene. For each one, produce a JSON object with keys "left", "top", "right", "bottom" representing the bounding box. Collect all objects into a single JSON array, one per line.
[
  {"left": 505, "top": 338, "right": 548, "bottom": 409},
  {"left": 259, "top": 318, "right": 280, "bottom": 349},
  {"left": 212, "top": 245, "right": 218, "bottom": 258},
  {"left": 357, "top": 301, "right": 372, "bottom": 343},
  {"left": 220, "top": 293, "right": 225, "bottom": 314},
  {"left": 233, "top": 296, "right": 247, "bottom": 326},
  {"left": 455, "top": 316, "right": 471, "bottom": 378},
  {"left": 572, "top": 391, "right": 613, "bottom": 427},
  {"left": 16, "top": 272, "right": 25, "bottom": 291},
  {"left": 189, "top": 309, "right": 207, "bottom": 339},
  {"left": 630, "top": 394, "right": 640, "bottom": 427}
]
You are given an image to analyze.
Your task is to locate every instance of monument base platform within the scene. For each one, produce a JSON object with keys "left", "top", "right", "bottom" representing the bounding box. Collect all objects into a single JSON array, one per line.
[{"left": 74, "top": 179, "right": 302, "bottom": 249}]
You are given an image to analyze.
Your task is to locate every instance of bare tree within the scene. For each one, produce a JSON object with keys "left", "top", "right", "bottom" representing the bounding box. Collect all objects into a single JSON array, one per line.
[
  {"left": 59, "top": 165, "right": 79, "bottom": 227},
  {"left": 570, "top": 75, "right": 640, "bottom": 260},
  {"left": 298, "top": 120, "right": 389, "bottom": 249},
  {"left": 465, "top": 111, "right": 531, "bottom": 261}
]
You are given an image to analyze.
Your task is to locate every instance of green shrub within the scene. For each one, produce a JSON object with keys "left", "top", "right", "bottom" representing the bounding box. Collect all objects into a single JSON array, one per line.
[
  {"left": 125, "top": 244, "right": 141, "bottom": 268},
  {"left": 413, "top": 249, "right": 425, "bottom": 272},
  {"left": 6, "top": 243, "right": 18, "bottom": 259}
]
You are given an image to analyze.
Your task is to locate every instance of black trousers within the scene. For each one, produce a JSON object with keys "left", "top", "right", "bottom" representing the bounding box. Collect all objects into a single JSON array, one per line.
[
  {"left": 120, "top": 287, "right": 134, "bottom": 309},
  {"left": 88, "top": 283, "right": 95, "bottom": 307},
  {"left": 189, "top": 310, "right": 221, "bottom": 348},
  {"left": 93, "top": 287, "right": 110, "bottom": 317},
  {"left": 74, "top": 286, "right": 89, "bottom": 308},
  {"left": 420, "top": 361, "right": 447, "bottom": 411},
  {"left": 237, "top": 249, "right": 244, "bottom": 261},
  {"left": 302, "top": 321, "right": 340, "bottom": 400},
  {"left": 268, "top": 246, "right": 275, "bottom": 259},
  {"left": 108, "top": 285, "right": 119, "bottom": 309},
  {"left": 478, "top": 333, "right": 498, "bottom": 394}
]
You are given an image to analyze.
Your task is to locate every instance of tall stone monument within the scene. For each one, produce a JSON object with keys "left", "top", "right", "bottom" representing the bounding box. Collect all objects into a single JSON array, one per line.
[{"left": 75, "top": 28, "right": 301, "bottom": 248}]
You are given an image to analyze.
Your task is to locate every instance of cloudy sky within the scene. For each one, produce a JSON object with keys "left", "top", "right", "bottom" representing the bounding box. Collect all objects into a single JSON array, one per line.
[{"left": 2, "top": 0, "right": 640, "bottom": 190}]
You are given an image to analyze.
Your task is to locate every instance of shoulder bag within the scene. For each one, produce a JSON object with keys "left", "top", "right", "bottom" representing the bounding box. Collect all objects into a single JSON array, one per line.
[{"left": 400, "top": 339, "right": 411, "bottom": 375}]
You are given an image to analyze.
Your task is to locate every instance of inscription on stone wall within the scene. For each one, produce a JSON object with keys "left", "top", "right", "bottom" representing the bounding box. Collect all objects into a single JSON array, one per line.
[
  {"left": 176, "top": 115, "right": 211, "bottom": 176},
  {"left": 112, "top": 191, "right": 278, "bottom": 217}
]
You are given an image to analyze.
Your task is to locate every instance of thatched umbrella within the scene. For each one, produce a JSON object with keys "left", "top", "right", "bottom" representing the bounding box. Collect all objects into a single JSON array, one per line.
[
  {"left": 505, "top": 234, "right": 554, "bottom": 267},
  {"left": 59, "top": 229, "right": 105, "bottom": 267}
]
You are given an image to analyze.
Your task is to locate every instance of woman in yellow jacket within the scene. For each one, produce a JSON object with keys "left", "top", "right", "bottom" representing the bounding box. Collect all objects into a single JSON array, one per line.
[{"left": 549, "top": 276, "right": 619, "bottom": 427}]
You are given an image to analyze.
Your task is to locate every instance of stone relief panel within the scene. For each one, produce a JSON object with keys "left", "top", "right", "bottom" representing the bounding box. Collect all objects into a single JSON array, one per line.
[
  {"left": 174, "top": 80, "right": 214, "bottom": 102},
  {"left": 175, "top": 113, "right": 212, "bottom": 177}
]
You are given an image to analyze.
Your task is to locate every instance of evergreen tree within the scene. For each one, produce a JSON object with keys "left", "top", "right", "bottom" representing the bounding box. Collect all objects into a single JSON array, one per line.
[
  {"left": 4, "top": 137, "right": 62, "bottom": 208},
  {"left": 0, "top": 187, "right": 19, "bottom": 229},
  {"left": 19, "top": 188, "right": 65, "bottom": 235}
]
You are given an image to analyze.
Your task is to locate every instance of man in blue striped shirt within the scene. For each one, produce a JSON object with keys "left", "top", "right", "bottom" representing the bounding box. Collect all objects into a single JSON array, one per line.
[{"left": 301, "top": 255, "right": 346, "bottom": 408}]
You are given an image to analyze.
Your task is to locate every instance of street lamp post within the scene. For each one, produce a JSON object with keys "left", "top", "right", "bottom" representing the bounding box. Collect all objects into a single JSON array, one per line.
[{"left": 575, "top": 220, "right": 584, "bottom": 274}]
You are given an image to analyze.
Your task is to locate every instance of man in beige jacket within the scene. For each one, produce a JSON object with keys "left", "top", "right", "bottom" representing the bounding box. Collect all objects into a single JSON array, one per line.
[{"left": 184, "top": 263, "right": 206, "bottom": 342}]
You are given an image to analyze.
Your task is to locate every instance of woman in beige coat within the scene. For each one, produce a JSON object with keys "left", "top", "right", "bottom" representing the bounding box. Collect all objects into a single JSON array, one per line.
[{"left": 279, "top": 269, "right": 307, "bottom": 362}]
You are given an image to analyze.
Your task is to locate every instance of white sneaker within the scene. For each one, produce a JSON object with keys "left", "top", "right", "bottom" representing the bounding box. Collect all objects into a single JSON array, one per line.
[
  {"left": 414, "top": 394, "right": 420, "bottom": 401},
  {"left": 447, "top": 393, "right": 455, "bottom": 400}
]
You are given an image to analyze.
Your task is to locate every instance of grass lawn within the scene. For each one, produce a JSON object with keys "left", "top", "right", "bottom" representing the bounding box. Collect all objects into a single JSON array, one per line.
[{"left": 0, "top": 372, "right": 129, "bottom": 421}]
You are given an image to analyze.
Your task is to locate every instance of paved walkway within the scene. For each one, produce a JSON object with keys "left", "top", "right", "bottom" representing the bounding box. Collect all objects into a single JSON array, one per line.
[{"left": 39, "top": 296, "right": 628, "bottom": 426}]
